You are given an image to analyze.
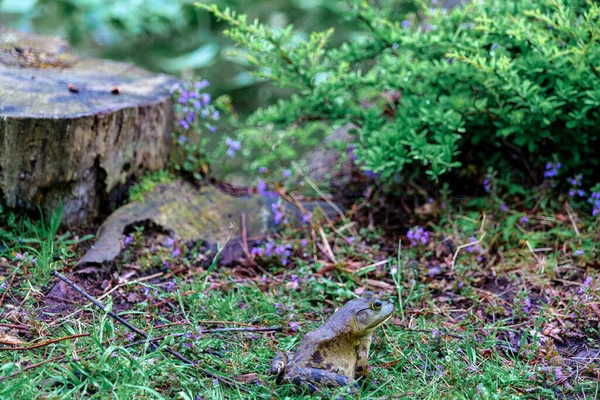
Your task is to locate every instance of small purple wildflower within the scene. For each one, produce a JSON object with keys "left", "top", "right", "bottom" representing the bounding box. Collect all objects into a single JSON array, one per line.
[
  {"left": 14, "top": 253, "right": 24, "bottom": 260},
  {"left": 519, "top": 216, "right": 529, "bottom": 225},
  {"left": 543, "top": 162, "right": 561, "bottom": 178},
  {"left": 431, "top": 329, "right": 440, "bottom": 338},
  {"left": 194, "top": 79, "right": 210, "bottom": 89},
  {"left": 578, "top": 276, "right": 592, "bottom": 294},
  {"left": 300, "top": 238, "right": 308, "bottom": 247},
  {"left": 589, "top": 191, "right": 600, "bottom": 216},
  {"left": 124, "top": 235, "right": 133, "bottom": 245},
  {"left": 211, "top": 111, "right": 220, "bottom": 119},
  {"left": 401, "top": 20, "right": 411, "bottom": 28},
  {"left": 467, "top": 236, "right": 481, "bottom": 253},
  {"left": 178, "top": 120, "right": 190, "bottom": 130},
  {"left": 251, "top": 247, "right": 264, "bottom": 257},
  {"left": 258, "top": 167, "right": 267, "bottom": 173},
  {"left": 283, "top": 169, "right": 292, "bottom": 178},
  {"left": 363, "top": 170, "right": 380, "bottom": 179},
  {"left": 491, "top": 43, "right": 499, "bottom": 50},
  {"left": 201, "top": 93, "right": 211, "bottom": 105},
  {"left": 165, "top": 281, "right": 175, "bottom": 291},
  {"left": 208, "top": 125, "right": 216, "bottom": 133},
  {"left": 126, "top": 332, "right": 135, "bottom": 342},
  {"left": 225, "top": 137, "right": 241, "bottom": 157},
  {"left": 178, "top": 135, "right": 187, "bottom": 143},
  {"left": 212, "top": 378, "right": 219, "bottom": 386},
  {"left": 574, "top": 249, "right": 584, "bottom": 256},
  {"left": 272, "top": 203, "right": 288, "bottom": 225},
  {"left": 555, "top": 367, "right": 563, "bottom": 380},
  {"left": 289, "top": 321, "right": 299, "bottom": 331},
  {"left": 483, "top": 175, "right": 492, "bottom": 192},
  {"left": 407, "top": 226, "right": 430, "bottom": 246},
  {"left": 501, "top": 204, "right": 508, "bottom": 211},
  {"left": 302, "top": 212, "right": 312, "bottom": 224},
  {"left": 166, "top": 238, "right": 175, "bottom": 247},
  {"left": 172, "top": 247, "right": 181, "bottom": 258},
  {"left": 523, "top": 297, "right": 532, "bottom": 314},
  {"left": 346, "top": 236, "right": 355, "bottom": 244}
]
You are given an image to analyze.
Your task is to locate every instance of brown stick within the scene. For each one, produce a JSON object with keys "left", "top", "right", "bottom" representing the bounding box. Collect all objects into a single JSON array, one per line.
[
  {"left": 0, "top": 273, "right": 17, "bottom": 309},
  {"left": 0, "top": 323, "right": 29, "bottom": 330},
  {"left": 125, "top": 326, "right": 282, "bottom": 348},
  {"left": 0, "top": 333, "right": 90, "bottom": 351}
]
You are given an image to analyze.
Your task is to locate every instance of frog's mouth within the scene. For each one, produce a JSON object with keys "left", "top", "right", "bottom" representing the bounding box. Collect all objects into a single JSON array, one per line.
[{"left": 365, "top": 303, "right": 395, "bottom": 330}]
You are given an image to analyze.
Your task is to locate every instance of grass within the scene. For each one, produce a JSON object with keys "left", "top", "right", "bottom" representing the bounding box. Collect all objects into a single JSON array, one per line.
[{"left": 0, "top": 192, "right": 599, "bottom": 399}]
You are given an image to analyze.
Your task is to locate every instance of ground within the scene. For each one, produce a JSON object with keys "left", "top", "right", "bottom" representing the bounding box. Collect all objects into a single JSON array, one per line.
[{"left": 0, "top": 188, "right": 599, "bottom": 399}]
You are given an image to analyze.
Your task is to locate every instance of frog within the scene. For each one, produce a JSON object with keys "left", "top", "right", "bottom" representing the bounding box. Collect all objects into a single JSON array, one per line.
[{"left": 268, "top": 291, "right": 394, "bottom": 392}]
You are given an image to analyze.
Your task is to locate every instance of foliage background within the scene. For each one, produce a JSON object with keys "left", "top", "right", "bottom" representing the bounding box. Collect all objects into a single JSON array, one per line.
[{"left": 0, "top": 0, "right": 356, "bottom": 114}]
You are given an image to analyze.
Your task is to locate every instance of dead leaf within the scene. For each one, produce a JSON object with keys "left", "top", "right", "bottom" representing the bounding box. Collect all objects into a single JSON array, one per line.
[
  {"left": 234, "top": 373, "right": 260, "bottom": 384},
  {"left": 0, "top": 333, "right": 24, "bottom": 346},
  {"left": 365, "top": 279, "right": 395, "bottom": 291}
]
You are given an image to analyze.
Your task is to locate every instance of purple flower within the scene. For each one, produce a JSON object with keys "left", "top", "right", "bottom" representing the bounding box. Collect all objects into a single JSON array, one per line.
[
  {"left": 265, "top": 242, "right": 274, "bottom": 257},
  {"left": 407, "top": 226, "right": 430, "bottom": 246},
  {"left": 483, "top": 175, "right": 491, "bottom": 192},
  {"left": 578, "top": 276, "right": 592, "bottom": 294},
  {"left": 289, "top": 321, "right": 299, "bottom": 331},
  {"left": 166, "top": 238, "right": 175, "bottom": 247},
  {"left": 126, "top": 332, "right": 135, "bottom": 342},
  {"left": 491, "top": 43, "right": 499, "bottom": 50},
  {"left": 208, "top": 125, "right": 216, "bottom": 133},
  {"left": 258, "top": 167, "right": 267, "bottom": 173},
  {"left": 201, "top": 93, "right": 211, "bottom": 105},
  {"left": 501, "top": 204, "right": 508, "bottom": 211},
  {"left": 523, "top": 297, "right": 532, "bottom": 314},
  {"left": 124, "top": 235, "right": 133, "bottom": 245},
  {"left": 300, "top": 239, "right": 308, "bottom": 247},
  {"left": 166, "top": 281, "right": 175, "bottom": 291},
  {"left": 555, "top": 367, "right": 563, "bottom": 380},
  {"left": 272, "top": 203, "right": 287, "bottom": 225},
  {"left": 544, "top": 162, "right": 561, "bottom": 178},
  {"left": 363, "top": 170, "right": 380, "bottom": 179},
  {"left": 251, "top": 247, "right": 264, "bottom": 256},
  {"left": 283, "top": 169, "right": 292, "bottom": 178},
  {"left": 178, "top": 135, "right": 187, "bottom": 143},
  {"left": 14, "top": 253, "right": 24, "bottom": 260},
  {"left": 194, "top": 79, "right": 210, "bottom": 89},
  {"left": 401, "top": 20, "right": 411, "bottom": 28},
  {"left": 574, "top": 249, "right": 584, "bottom": 256},
  {"left": 519, "top": 216, "right": 529, "bottom": 225},
  {"left": 172, "top": 247, "right": 181, "bottom": 258},
  {"left": 346, "top": 236, "right": 355, "bottom": 244},
  {"left": 225, "top": 138, "right": 241, "bottom": 157},
  {"left": 569, "top": 189, "right": 576, "bottom": 197},
  {"left": 211, "top": 111, "right": 220, "bottom": 119},
  {"left": 212, "top": 378, "right": 218, "bottom": 386},
  {"left": 302, "top": 212, "right": 312, "bottom": 224},
  {"left": 178, "top": 120, "right": 190, "bottom": 130},
  {"left": 467, "top": 236, "right": 481, "bottom": 253},
  {"left": 578, "top": 189, "right": 585, "bottom": 197}
]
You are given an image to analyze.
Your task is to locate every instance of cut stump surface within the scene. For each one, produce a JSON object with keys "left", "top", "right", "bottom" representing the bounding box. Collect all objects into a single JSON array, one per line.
[{"left": 0, "top": 26, "right": 177, "bottom": 225}]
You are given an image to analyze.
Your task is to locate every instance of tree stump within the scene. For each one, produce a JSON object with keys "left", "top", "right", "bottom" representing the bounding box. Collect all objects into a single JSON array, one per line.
[{"left": 0, "top": 27, "right": 177, "bottom": 225}]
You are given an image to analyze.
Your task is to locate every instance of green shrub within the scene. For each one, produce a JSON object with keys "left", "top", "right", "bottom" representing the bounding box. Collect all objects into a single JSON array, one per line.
[{"left": 200, "top": 0, "right": 600, "bottom": 187}]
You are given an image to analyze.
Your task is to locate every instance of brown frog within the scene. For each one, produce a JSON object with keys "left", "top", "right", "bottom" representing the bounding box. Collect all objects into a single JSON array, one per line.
[{"left": 268, "top": 292, "right": 394, "bottom": 392}]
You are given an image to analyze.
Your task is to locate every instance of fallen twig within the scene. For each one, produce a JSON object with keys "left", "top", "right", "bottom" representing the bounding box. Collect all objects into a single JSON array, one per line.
[
  {"left": 0, "top": 333, "right": 89, "bottom": 351},
  {"left": 0, "top": 272, "right": 17, "bottom": 309},
  {"left": 50, "top": 270, "right": 247, "bottom": 392},
  {"left": 0, "top": 323, "right": 29, "bottom": 330},
  {"left": 50, "top": 272, "right": 164, "bottom": 327},
  {"left": 125, "top": 327, "right": 282, "bottom": 348}
]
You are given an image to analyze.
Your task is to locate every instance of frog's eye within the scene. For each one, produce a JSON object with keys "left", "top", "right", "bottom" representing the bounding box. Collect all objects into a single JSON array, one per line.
[{"left": 371, "top": 300, "right": 382, "bottom": 310}]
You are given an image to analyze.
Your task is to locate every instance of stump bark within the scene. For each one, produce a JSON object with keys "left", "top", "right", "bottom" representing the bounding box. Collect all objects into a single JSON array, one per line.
[{"left": 0, "top": 27, "right": 177, "bottom": 225}]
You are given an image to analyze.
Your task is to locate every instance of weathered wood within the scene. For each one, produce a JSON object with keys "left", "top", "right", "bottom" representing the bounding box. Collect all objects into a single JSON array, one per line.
[{"left": 0, "top": 27, "right": 177, "bottom": 225}]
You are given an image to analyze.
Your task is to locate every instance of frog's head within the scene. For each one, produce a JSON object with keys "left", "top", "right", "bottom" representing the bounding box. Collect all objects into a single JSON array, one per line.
[{"left": 328, "top": 292, "right": 394, "bottom": 337}]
